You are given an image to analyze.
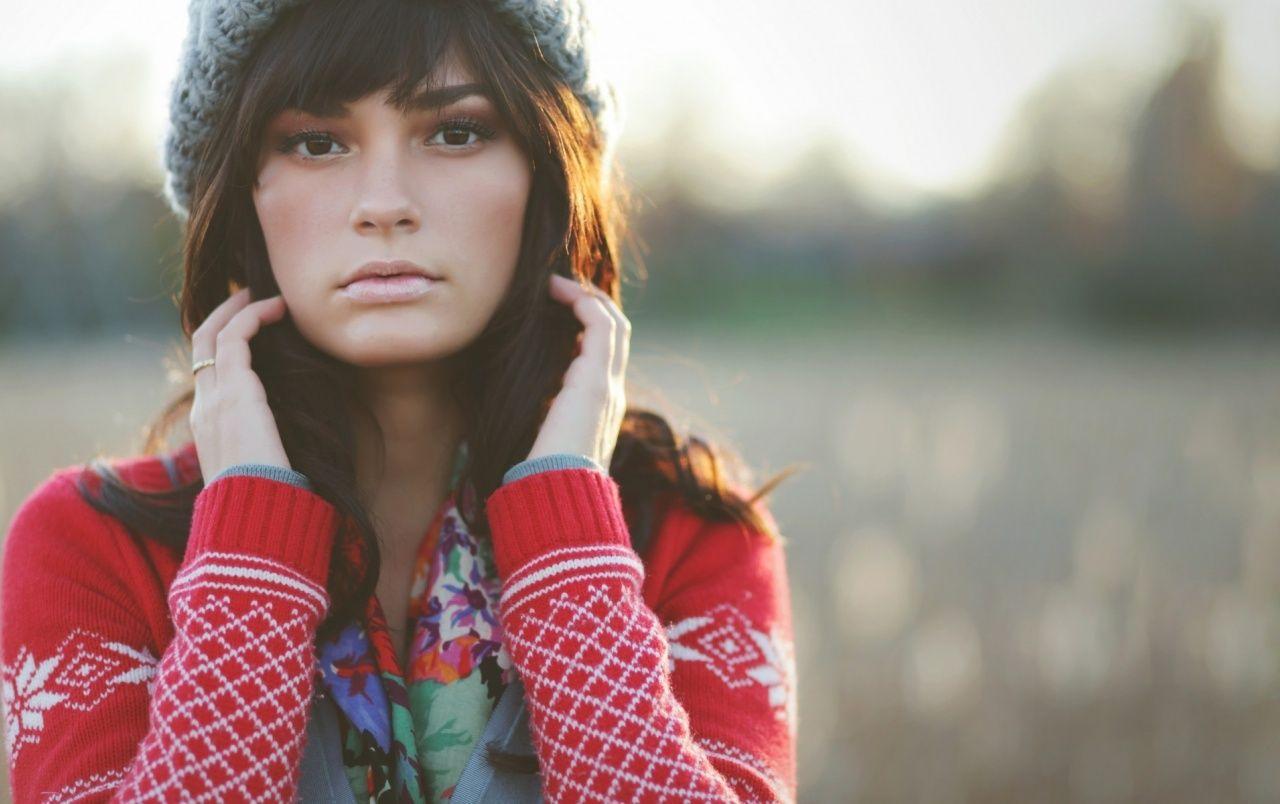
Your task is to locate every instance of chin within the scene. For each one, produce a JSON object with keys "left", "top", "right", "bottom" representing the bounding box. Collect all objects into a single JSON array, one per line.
[{"left": 325, "top": 326, "right": 473, "bottom": 368}]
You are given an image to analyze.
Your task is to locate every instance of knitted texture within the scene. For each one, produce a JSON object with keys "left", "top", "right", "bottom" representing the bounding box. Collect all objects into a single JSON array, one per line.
[
  {"left": 161, "top": 0, "right": 623, "bottom": 220},
  {"left": 1, "top": 444, "right": 797, "bottom": 802},
  {"left": 0, "top": 451, "right": 341, "bottom": 801},
  {"left": 487, "top": 470, "right": 798, "bottom": 801}
]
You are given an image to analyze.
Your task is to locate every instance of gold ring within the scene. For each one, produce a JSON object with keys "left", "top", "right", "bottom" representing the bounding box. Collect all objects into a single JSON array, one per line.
[{"left": 192, "top": 357, "right": 216, "bottom": 375}]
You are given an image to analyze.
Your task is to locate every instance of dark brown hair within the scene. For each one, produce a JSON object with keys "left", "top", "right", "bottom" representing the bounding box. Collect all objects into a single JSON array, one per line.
[{"left": 78, "top": 0, "right": 801, "bottom": 778}]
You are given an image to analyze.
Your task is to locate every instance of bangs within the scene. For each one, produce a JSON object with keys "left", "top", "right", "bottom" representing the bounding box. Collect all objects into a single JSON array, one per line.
[{"left": 239, "top": 0, "right": 506, "bottom": 133}]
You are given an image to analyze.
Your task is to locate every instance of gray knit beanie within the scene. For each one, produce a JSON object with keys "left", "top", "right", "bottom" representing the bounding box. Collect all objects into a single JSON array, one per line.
[{"left": 160, "top": 0, "right": 623, "bottom": 221}]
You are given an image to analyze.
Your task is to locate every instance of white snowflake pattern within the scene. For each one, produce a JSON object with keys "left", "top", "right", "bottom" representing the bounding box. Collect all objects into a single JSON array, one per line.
[{"left": 1, "top": 629, "right": 158, "bottom": 764}]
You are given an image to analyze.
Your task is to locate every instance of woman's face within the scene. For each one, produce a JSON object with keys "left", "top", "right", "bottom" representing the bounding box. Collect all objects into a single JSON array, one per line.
[{"left": 253, "top": 54, "right": 532, "bottom": 367}]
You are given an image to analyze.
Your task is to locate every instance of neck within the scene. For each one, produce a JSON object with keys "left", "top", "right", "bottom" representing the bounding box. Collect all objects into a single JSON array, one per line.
[{"left": 352, "top": 361, "right": 466, "bottom": 518}]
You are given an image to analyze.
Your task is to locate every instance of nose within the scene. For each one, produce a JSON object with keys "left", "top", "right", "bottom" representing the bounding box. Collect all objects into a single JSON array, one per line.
[{"left": 349, "top": 149, "right": 421, "bottom": 236}]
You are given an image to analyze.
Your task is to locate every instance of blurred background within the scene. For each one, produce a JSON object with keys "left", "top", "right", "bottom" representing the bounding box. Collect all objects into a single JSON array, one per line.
[{"left": 3, "top": 0, "right": 1280, "bottom": 800}]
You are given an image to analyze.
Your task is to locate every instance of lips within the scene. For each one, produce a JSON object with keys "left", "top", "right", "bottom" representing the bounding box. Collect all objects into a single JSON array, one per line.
[
  {"left": 340, "top": 259, "right": 442, "bottom": 288},
  {"left": 340, "top": 273, "right": 439, "bottom": 303}
]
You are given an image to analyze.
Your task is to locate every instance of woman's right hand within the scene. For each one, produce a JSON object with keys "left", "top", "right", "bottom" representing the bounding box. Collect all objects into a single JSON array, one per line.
[{"left": 189, "top": 287, "right": 292, "bottom": 481}]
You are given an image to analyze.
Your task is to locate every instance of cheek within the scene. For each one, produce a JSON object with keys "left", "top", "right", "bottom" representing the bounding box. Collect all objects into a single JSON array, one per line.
[
  {"left": 252, "top": 176, "right": 349, "bottom": 355},
  {"left": 253, "top": 175, "right": 333, "bottom": 296},
  {"left": 442, "top": 165, "right": 530, "bottom": 292}
]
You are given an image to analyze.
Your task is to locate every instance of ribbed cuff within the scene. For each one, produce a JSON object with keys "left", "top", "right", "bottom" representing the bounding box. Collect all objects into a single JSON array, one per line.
[
  {"left": 187, "top": 474, "right": 340, "bottom": 586},
  {"left": 211, "top": 462, "right": 313, "bottom": 491},
  {"left": 484, "top": 467, "right": 631, "bottom": 582},
  {"left": 502, "top": 453, "right": 605, "bottom": 485}
]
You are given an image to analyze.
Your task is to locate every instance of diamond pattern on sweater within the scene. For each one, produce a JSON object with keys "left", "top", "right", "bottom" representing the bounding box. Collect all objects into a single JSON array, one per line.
[
  {"left": 113, "top": 553, "right": 327, "bottom": 802},
  {"left": 504, "top": 582, "right": 744, "bottom": 802}
]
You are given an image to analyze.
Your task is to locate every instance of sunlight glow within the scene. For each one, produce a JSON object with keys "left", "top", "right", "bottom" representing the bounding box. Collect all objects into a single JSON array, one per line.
[{"left": 0, "top": 0, "right": 1275, "bottom": 206}]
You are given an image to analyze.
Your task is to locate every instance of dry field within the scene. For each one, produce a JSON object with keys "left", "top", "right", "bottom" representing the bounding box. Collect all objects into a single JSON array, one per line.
[{"left": 3, "top": 322, "right": 1279, "bottom": 802}]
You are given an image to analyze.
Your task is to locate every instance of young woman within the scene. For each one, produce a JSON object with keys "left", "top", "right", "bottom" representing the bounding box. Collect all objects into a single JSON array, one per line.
[{"left": 0, "top": 1, "right": 799, "bottom": 801}]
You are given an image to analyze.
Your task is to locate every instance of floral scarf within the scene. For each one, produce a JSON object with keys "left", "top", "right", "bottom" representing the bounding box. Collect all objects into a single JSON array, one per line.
[{"left": 314, "top": 442, "right": 518, "bottom": 802}]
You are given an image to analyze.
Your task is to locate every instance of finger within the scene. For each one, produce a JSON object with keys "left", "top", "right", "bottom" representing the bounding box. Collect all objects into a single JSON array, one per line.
[
  {"left": 591, "top": 287, "right": 630, "bottom": 379},
  {"left": 192, "top": 287, "right": 252, "bottom": 357},
  {"left": 549, "top": 272, "right": 603, "bottom": 298},
  {"left": 550, "top": 275, "right": 622, "bottom": 380},
  {"left": 613, "top": 309, "right": 631, "bottom": 380},
  {"left": 569, "top": 291, "right": 616, "bottom": 382},
  {"left": 192, "top": 287, "right": 252, "bottom": 395},
  {"left": 214, "top": 296, "right": 287, "bottom": 377},
  {"left": 554, "top": 276, "right": 631, "bottom": 379}
]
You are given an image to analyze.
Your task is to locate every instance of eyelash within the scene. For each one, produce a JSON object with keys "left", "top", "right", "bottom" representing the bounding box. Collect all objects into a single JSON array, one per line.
[{"left": 275, "top": 116, "right": 498, "bottom": 160}]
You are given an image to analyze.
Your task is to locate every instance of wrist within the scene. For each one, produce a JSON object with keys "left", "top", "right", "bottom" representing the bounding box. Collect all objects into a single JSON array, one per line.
[
  {"left": 503, "top": 453, "right": 605, "bottom": 485},
  {"left": 485, "top": 467, "right": 630, "bottom": 581}
]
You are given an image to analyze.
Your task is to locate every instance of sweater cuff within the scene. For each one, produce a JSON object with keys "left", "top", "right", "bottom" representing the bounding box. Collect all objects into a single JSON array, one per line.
[
  {"left": 186, "top": 474, "right": 339, "bottom": 586},
  {"left": 484, "top": 467, "right": 632, "bottom": 582},
  {"left": 211, "top": 462, "right": 313, "bottom": 491},
  {"left": 502, "top": 453, "right": 605, "bottom": 485}
]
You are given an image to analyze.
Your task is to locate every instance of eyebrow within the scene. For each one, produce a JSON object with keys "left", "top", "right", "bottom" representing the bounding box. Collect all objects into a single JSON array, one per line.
[
  {"left": 291, "top": 82, "right": 494, "bottom": 119},
  {"left": 412, "top": 82, "right": 494, "bottom": 109}
]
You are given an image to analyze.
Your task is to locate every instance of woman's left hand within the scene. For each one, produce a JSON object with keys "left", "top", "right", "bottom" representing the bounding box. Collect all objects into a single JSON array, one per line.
[{"left": 525, "top": 273, "right": 631, "bottom": 470}]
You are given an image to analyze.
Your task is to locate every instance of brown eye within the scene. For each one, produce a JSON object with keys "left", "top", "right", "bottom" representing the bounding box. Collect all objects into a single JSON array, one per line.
[
  {"left": 276, "top": 129, "right": 346, "bottom": 160},
  {"left": 440, "top": 127, "right": 473, "bottom": 147},
  {"left": 302, "top": 135, "right": 335, "bottom": 156},
  {"left": 429, "top": 117, "right": 498, "bottom": 149}
]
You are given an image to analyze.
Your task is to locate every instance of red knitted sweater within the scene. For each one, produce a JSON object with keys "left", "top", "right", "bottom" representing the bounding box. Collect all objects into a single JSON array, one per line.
[{"left": 0, "top": 442, "right": 797, "bottom": 802}]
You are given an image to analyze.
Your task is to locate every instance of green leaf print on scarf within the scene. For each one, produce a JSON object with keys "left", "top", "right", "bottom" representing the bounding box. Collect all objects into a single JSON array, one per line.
[{"left": 318, "top": 441, "right": 518, "bottom": 803}]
